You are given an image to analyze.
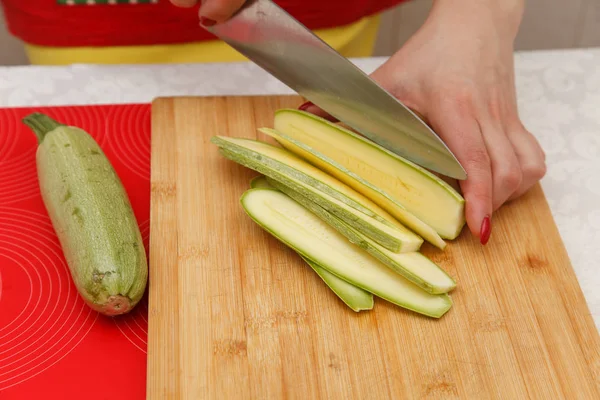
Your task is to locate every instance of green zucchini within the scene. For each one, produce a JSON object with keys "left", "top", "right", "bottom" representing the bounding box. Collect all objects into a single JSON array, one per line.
[
  {"left": 240, "top": 188, "right": 453, "bottom": 319},
  {"left": 272, "top": 109, "right": 466, "bottom": 240},
  {"left": 266, "top": 177, "right": 456, "bottom": 294},
  {"left": 299, "top": 254, "right": 374, "bottom": 312},
  {"left": 23, "top": 113, "right": 148, "bottom": 316},
  {"left": 211, "top": 136, "right": 423, "bottom": 253},
  {"left": 248, "top": 177, "right": 374, "bottom": 311}
]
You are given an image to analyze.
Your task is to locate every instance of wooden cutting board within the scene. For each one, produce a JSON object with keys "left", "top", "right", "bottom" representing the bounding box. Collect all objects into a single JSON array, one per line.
[{"left": 147, "top": 95, "right": 600, "bottom": 400}]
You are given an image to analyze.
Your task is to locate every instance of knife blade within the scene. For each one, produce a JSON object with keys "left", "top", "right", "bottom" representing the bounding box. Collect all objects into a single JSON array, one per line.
[{"left": 203, "top": 0, "right": 467, "bottom": 179}]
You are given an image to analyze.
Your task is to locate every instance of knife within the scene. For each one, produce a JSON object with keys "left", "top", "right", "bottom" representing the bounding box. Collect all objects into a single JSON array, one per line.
[{"left": 202, "top": 0, "right": 467, "bottom": 180}]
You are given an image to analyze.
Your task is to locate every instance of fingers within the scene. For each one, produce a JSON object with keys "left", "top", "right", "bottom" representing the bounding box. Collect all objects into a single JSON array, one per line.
[
  {"left": 428, "top": 100, "right": 494, "bottom": 242},
  {"left": 170, "top": 0, "right": 198, "bottom": 7},
  {"left": 505, "top": 123, "right": 547, "bottom": 201},
  {"left": 478, "top": 118, "right": 522, "bottom": 211},
  {"left": 199, "top": 0, "right": 247, "bottom": 23}
]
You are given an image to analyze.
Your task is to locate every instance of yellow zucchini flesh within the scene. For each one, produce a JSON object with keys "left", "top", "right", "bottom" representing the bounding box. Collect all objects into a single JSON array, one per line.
[
  {"left": 260, "top": 127, "right": 446, "bottom": 250},
  {"left": 23, "top": 113, "right": 148, "bottom": 316},
  {"left": 272, "top": 109, "right": 466, "bottom": 240}
]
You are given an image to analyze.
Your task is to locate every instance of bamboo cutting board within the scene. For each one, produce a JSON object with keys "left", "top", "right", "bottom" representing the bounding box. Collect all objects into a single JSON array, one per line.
[{"left": 147, "top": 95, "right": 600, "bottom": 400}]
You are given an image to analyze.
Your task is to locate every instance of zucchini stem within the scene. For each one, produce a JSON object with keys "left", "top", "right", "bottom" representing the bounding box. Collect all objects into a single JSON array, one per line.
[{"left": 22, "top": 112, "right": 65, "bottom": 144}]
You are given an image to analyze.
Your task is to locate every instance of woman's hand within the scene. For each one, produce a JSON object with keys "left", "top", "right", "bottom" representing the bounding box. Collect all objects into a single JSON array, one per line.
[
  {"left": 169, "top": 0, "right": 247, "bottom": 25},
  {"left": 304, "top": 0, "right": 546, "bottom": 244}
]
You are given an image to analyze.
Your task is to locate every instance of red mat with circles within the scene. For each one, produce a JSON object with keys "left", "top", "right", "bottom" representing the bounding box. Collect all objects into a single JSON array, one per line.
[{"left": 0, "top": 104, "right": 150, "bottom": 399}]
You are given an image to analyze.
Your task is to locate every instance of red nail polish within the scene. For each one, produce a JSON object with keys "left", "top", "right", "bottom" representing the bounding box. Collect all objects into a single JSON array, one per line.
[
  {"left": 298, "top": 101, "right": 313, "bottom": 111},
  {"left": 200, "top": 17, "right": 216, "bottom": 27},
  {"left": 480, "top": 215, "right": 491, "bottom": 245}
]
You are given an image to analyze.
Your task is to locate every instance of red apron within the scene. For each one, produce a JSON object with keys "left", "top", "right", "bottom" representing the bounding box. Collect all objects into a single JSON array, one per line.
[{"left": 1, "top": 0, "right": 407, "bottom": 47}]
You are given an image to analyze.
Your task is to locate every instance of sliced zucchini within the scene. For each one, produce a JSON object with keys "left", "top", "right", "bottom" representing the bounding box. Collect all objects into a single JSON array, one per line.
[
  {"left": 248, "top": 177, "right": 373, "bottom": 310},
  {"left": 212, "top": 136, "right": 423, "bottom": 253},
  {"left": 299, "top": 254, "right": 374, "bottom": 312},
  {"left": 239, "top": 188, "right": 453, "bottom": 319},
  {"left": 214, "top": 136, "right": 388, "bottom": 222},
  {"left": 260, "top": 127, "right": 445, "bottom": 249},
  {"left": 266, "top": 177, "right": 456, "bottom": 294},
  {"left": 272, "top": 109, "right": 466, "bottom": 240}
]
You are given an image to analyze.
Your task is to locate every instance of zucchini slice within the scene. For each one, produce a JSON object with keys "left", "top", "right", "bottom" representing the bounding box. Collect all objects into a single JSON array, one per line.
[
  {"left": 260, "top": 127, "right": 445, "bottom": 249},
  {"left": 249, "top": 176, "right": 374, "bottom": 311},
  {"left": 212, "top": 136, "right": 423, "bottom": 253},
  {"left": 266, "top": 177, "right": 456, "bottom": 294},
  {"left": 240, "top": 188, "right": 453, "bottom": 319},
  {"left": 299, "top": 255, "right": 374, "bottom": 312},
  {"left": 272, "top": 109, "right": 466, "bottom": 240}
]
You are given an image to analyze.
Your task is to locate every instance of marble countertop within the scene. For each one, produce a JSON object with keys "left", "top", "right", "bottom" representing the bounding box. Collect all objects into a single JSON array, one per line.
[{"left": 1, "top": 48, "right": 599, "bottom": 329}]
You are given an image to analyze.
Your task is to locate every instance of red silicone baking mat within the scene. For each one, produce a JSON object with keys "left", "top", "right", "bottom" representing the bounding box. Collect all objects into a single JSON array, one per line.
[{"left": 0, "top": 104, "right": 151, "bottom": 399}]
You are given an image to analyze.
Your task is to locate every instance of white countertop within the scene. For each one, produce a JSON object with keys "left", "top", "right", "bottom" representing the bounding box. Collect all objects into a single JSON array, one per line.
[{"left": 2, "top": 48, "right": 599, "bottom": 329}]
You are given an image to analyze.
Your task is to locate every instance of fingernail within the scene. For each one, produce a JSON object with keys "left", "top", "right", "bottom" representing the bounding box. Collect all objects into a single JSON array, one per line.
[
  {"left": 298, "top": 101, "right": 313, "bottom": 111},
  {"left": 480, "top": 214, "right": 492, "bottom": 245},
  {"left": 200, "top": 17, "right": 216, "bottom": 27}
]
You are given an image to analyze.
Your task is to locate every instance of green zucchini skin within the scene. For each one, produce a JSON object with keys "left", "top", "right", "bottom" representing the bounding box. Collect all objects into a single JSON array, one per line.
[{"left": 24, "top": 113, "right": 148, "bottom": 316}]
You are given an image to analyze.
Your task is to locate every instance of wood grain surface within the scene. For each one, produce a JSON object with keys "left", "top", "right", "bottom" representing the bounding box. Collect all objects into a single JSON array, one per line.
[{"left": 147, "top": 95, "right": 600, "bottom": 399}]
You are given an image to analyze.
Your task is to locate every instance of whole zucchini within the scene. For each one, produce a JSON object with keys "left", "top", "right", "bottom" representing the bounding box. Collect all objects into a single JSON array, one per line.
[{"left": 23, "top": 112, "right": 148, "bottom": 316}]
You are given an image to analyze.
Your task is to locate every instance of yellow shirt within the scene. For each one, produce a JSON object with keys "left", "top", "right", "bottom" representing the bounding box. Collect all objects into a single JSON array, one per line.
[{"left": 24, "top": 14, "right": 381, "bottom": 65}]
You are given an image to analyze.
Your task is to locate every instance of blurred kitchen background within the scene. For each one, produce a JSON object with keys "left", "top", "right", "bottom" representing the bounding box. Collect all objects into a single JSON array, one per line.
[{"left": 1, "top": 0, "right": 599, "bottom": 66}]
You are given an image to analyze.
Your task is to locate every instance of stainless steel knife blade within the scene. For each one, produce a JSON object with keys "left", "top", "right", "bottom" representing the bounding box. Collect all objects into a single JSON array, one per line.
[{"left": 203, "top": 0, "right": 467, "bottom": 179}]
